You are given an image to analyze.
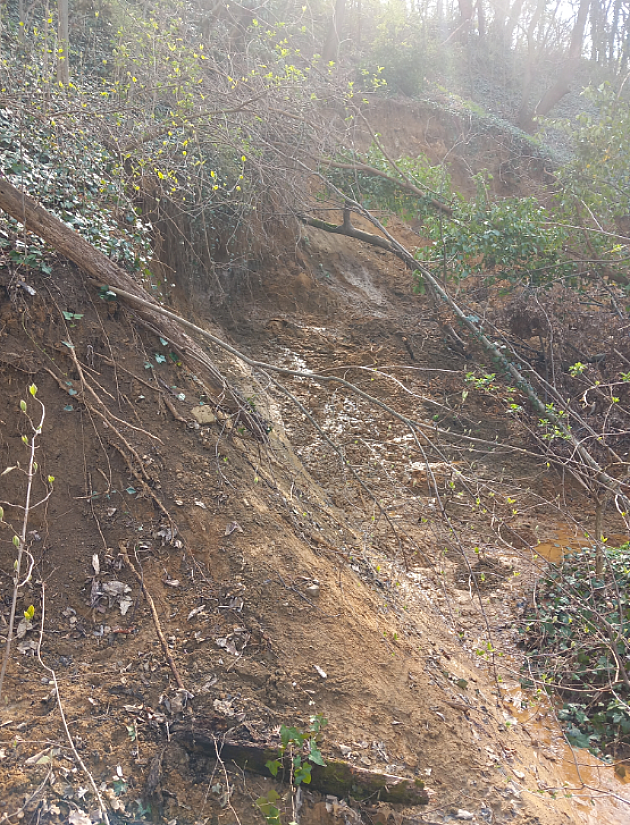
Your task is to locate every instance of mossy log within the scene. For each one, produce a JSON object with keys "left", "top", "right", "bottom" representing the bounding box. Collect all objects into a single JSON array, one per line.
[{"left": 175, "top": 724, "right": 429, "bottom": 805}]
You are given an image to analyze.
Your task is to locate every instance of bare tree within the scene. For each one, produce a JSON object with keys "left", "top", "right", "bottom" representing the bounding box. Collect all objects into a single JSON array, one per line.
[
  {"left": 518, "top": 0, "right": 591, "bottom": 130},
  {"left": 322, "top": 0, "right": 347, "bottom": 62},
  {"left": 57, "top": 0, "right": 69, "bottom": 85}
]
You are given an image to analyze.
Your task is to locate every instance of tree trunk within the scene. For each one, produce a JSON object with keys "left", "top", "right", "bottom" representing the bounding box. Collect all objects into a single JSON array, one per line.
[
  {"left": 504, "top": 0, "right": 526, "bottom": 49},
  {"left": 456, "top": 0, "right": 474, "bottom": 42},
  {"left": 57, "top": 0, "right": 70, "bottom": 85},
  {"left": 609, "top": 0, "right": 622, "bottom": 63},
  {"left": 0, "top": 178, "right": 267, "bottom": 439},
  {"left": 531, "top": 0, "right": 590, "bottom": 121},
  {"left": 322, "top": 0, "right": 346, "bottom": 62},
  {"left": 477, "top": 0, "right": 486, "bottom": 40},
  {"left": 516, "top": 0, "right": 546, "bottom": 130}
]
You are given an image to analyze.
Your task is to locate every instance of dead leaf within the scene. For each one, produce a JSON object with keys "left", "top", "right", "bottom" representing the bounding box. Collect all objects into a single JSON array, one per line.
[
  {"left": 102, "top": 581, "right": 130, "bottom": 599},
  {"left": 25, "top": 746, "right": 53, "bottom": 766},
  {"left": 17, "top": 639, "right": 37, "bottom": 655},
  {"left": 224, "top": 521, "right": 244, "bottom": 536},
  {"left": 188, "top": 605, "right": 206, "bottom": 621},
  {"left": 119, "top": 597, "right": 133, "bottom": 616},
  {"left": 16, "top": 619, "right": 32, "bottom": 639},
  {"left": 213, "top": 698, "right": 235, "bottom": 716},
  {"left": 216, "top": 637, "right": 238, "bottom": 656}
]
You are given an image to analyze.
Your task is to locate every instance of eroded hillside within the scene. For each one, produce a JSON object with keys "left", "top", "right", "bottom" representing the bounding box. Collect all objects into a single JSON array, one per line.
[{"left": 1, "top": 164, "right": 629, "bottom": 825}]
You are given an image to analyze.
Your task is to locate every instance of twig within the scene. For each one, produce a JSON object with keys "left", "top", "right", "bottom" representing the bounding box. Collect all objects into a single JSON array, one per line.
[
  {"left": 118, "top": 542, "right": 187, "bottom": 691},
  {"left": 36, "top": 583, "right": 110, "bottom": 825},
  {"left": 0, "top": 388, "right": 46, "bottom": 706}
]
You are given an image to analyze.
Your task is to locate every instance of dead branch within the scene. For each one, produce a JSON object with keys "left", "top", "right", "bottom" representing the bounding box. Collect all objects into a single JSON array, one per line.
[
  {"left": 300, "top": 207, "right": 396, "bottom": 251},
  {"left": 106, "top": 93, "right": 268, "bottom": 154},
  {"left": 323, "top": 159, "right": 453, "bottom": 217}
]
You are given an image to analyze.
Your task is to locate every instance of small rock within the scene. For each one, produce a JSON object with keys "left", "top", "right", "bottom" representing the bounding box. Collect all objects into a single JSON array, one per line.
[
  {"left": 191, "top": 406, "right": 217, "bottom": 425},
  {"left": 456, "top": 810, "right": 475, "bottom": 820}
]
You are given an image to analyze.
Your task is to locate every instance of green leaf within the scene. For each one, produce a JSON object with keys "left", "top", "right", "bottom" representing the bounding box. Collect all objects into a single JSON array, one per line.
[
  {"left": 295, "top": 762, "right": 311, "bottom": 785},
  {"left": 265, "top": 758, "right": 281, "bottom": 777},
  {"left": 308, "top": 740, "right": 326, "bottom": 766}
]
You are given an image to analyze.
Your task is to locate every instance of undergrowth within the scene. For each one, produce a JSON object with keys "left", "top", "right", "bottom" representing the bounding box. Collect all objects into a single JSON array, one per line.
[
  {"left": 522, "top": 545, "right": 630, "bottom": 759},
  {"left": 0, "top": 102, "right": 152, "bottom": 277}
]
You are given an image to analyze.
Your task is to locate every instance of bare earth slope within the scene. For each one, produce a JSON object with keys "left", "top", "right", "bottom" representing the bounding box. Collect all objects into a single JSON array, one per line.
[{"left": 1, "top": 218, "right": 628, "bottom": 825}]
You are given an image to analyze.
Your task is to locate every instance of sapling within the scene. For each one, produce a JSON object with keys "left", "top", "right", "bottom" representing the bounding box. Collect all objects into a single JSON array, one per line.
[{"left": 0, "top": 384, "right": 54, "bottom": 706}]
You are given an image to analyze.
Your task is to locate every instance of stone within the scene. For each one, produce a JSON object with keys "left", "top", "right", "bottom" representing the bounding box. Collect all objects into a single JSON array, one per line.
[{"left": 191, "top": 405, "right": 217, "bottom": 425}]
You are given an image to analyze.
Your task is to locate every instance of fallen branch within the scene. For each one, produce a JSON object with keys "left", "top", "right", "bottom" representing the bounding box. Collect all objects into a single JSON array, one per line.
[
  {"left": 175, "top": 725, "right": 429, "bottom": 805},
  {"left": 0, "top": 177, "right": 267, "bottom": 441},
  {"left": 300, "top": 206, "right": 395, "bottom": 252},
  {"left": 305, "top": 185, "right": 630, "bottom": 514},
  {"left": 323, "top": 159, "right": 453, "bottom": 216}
]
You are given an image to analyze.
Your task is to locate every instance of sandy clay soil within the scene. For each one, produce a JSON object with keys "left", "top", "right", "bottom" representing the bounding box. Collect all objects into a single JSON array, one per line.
[{"left": 1, "top": 193, "right": 630, "bottom": 825}]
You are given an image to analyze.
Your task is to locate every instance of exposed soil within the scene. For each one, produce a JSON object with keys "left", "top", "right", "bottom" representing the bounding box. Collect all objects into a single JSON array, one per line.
[{"left": 1, "top": 112, "right": 628, "bottom": 825}]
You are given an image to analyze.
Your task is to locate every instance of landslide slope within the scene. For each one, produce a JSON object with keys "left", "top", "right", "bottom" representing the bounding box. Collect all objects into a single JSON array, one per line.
[{"left": 0, "top": 103, "right": 627, "bottom": 825}]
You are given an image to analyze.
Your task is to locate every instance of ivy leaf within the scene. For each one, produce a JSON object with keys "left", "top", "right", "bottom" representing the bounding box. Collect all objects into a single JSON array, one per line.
[{"left": 308, "top": 740, "right": 326, "bottom": 766}]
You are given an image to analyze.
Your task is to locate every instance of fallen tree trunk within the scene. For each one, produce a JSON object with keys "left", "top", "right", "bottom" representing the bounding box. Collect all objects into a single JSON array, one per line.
[
  {"left": 175, "top": 725, "right": 429, "bottom": 805},
  {"left": 0, "top": 177, "right": 267, "bottom": 440}
]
